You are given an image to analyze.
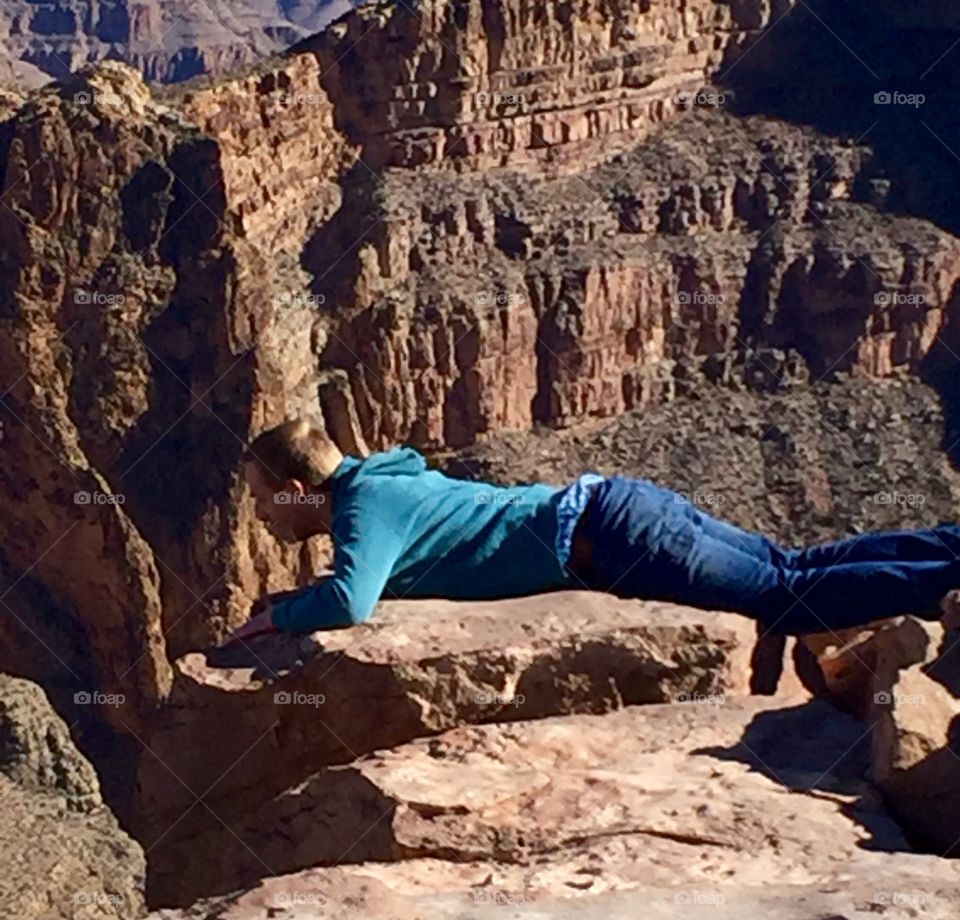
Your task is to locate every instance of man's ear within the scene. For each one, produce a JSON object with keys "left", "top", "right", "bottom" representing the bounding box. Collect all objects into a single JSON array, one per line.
[{"left": 283, "top": 477, "right": 307, "bottom": 498}]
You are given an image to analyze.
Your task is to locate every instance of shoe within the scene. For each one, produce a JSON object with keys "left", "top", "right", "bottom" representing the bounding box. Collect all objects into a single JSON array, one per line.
[{"left": 940, "top": 589, "right": 960, "bottom": 630}]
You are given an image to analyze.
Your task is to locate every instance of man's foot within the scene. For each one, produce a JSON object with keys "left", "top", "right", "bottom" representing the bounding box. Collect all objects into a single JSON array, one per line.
[{"left": 940, "top": 590, "right": 960, "bottom": 630}]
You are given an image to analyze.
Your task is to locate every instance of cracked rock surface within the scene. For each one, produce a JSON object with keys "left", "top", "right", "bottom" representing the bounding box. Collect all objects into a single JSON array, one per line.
[
  {"left": 136, "top": 593, "right": 780, "bottom": 901},
  {"left": 149, "top": 695, "right": 960, "bottom": 918}
]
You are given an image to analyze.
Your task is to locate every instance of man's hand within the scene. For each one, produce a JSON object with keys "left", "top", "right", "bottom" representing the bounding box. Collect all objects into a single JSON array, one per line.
[
  {"left": 219, "top": 580, "right": 328, "bottom": 649},
  {"left": 224, "top": 602, "right": 278, "bottom": 645}
]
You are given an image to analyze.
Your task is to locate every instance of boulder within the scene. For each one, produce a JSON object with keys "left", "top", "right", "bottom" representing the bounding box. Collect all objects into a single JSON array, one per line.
[
  {"left": 135, "top": 594, "right": 807, "bottom": 897},
  {"left": 870, "top": 649, "right": 960, "bottom": 854},
  {"left": 801, "top": 616, "right": 936, "bottom": 718},
  {"left": 0, "top": 673, "right": 103, "bottom": 811},
  {"left": 0, "top": 674, "right": 145, "bottom": 919}
]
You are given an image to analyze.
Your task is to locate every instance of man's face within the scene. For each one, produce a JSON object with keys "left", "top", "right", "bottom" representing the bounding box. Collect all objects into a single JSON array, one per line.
[{"left": 244, "top": 461, "right": 316, "bottom": 542}]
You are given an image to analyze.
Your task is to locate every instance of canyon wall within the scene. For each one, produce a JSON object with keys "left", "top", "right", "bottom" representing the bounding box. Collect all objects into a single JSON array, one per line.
[{"left": 0, "top": 0, "right": 958, "bottom": 766}]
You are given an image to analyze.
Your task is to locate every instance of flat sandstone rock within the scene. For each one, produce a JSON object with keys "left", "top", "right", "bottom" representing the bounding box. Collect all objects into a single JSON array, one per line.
[
  {"left": 137, "top": 594, "right": 798, "bottom": 897},
  {"left": 149, "top": 695, "right": 960, "bottom": 917}
]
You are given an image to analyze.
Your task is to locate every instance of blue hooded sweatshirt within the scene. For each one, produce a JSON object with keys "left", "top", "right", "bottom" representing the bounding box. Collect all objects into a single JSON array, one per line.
[{"left": 269, "top": 447, "right": 577, "bottom": 632}]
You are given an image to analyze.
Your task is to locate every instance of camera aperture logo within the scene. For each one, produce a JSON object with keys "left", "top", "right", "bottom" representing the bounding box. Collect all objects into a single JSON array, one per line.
[
  {"left": 674, "top": 490, "right": 726, "bottom": 508},
  {"left": 873, "top": 891, "right": 930, "bottom": 907},
  {"left": 873, "top": 690, "right": 925, "bottom": 706},
  {"left": 473, "top": 888, "right": 526, "bottom": 905},
  {"left": 275, "top": 891, "right": 327, "bottom": 906},
  {"left": 675, "top": 691, "right": 726, "bottom": 707},
  {"left": 74, "top": 892, "right": 125, "bottom": 906},
  {"left": 674, "top": 891, "right": 727, "bottom": 906}
]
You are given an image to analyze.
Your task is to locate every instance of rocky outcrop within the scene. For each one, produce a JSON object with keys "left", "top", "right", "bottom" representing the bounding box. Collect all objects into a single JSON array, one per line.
[
  {"left": 859, "top": 620, "right": 960, "bottom": 855},
  {"left": 0, "top": 674, "right": 145, "bottom": 919},
  {"left": 0, "top": 672, "right": 104, "bottom": 809},
  {"left": 871, "top": 662, "right": 960, "bottom": 855},
  {"left": 290, "top": 0, "right": 792, "bottom": 172},
  {"left": 150, "top": 695, "right": 960, "bottom": 918},
  {"left": 135, "top": 592, "right": 799, "bottom": 902},
  {"left": 775, "top": 613, "right": 960, "bottom": 857}
]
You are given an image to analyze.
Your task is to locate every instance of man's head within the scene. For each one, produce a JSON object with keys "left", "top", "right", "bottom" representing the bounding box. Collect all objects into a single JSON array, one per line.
[{"left": 243, "top": 418, "right": 344, "bottom": 542}]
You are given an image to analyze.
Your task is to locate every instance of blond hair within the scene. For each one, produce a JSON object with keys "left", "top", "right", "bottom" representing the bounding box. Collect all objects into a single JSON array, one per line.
[{"left": 243, "top": 417, "right": 344, "bottom": 488}]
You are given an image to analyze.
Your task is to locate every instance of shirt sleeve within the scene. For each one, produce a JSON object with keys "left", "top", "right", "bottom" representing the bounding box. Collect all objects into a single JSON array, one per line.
[{"left": 269, "top": 507, "right": 407, "bottom": 632}]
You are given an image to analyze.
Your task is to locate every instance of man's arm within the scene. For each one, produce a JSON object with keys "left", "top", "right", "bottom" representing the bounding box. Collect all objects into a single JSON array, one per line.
[{"left": 270, "top": 508, "right": 407, "bottom": 632}]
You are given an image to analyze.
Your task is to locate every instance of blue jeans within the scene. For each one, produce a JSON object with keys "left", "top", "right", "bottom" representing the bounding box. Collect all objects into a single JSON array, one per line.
[{"left": 576, "top": 476, "right": 957, "bottom": 635}]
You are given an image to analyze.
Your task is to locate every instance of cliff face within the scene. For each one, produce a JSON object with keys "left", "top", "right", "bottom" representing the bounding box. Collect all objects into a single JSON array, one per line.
[
  {"left": 0, "top": 0, "right": 959, "bottom": 799},
  {"left": 2, "top": 0, "right": 960, "bottom": 911}
]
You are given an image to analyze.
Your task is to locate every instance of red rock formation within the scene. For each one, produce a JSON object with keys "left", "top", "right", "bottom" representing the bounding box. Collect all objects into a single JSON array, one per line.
[{"left": 0, "top": 0, "right": 958, "bottom": 761}]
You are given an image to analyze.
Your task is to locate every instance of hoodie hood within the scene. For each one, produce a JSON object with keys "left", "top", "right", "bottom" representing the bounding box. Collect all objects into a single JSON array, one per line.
[{"left": 330, "top": 447, "right": 428, "bottom": 493}]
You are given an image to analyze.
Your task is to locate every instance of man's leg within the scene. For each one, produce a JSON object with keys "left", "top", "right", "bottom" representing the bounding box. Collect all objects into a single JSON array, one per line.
[
  {"left": 782, "top": 525, "right": 960, "bottom": 568},
  {"left": 678, "top": 535, "right": 957, "bottom": 635},
  {"left": 582, "top": 476, "right": 957, "bottom": 636},
  {"left": 671, "top": 499, "right": 786, "bottom": 566},
  {"left": 672, "top": 500, "right": 960, "bottom": 571}
]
